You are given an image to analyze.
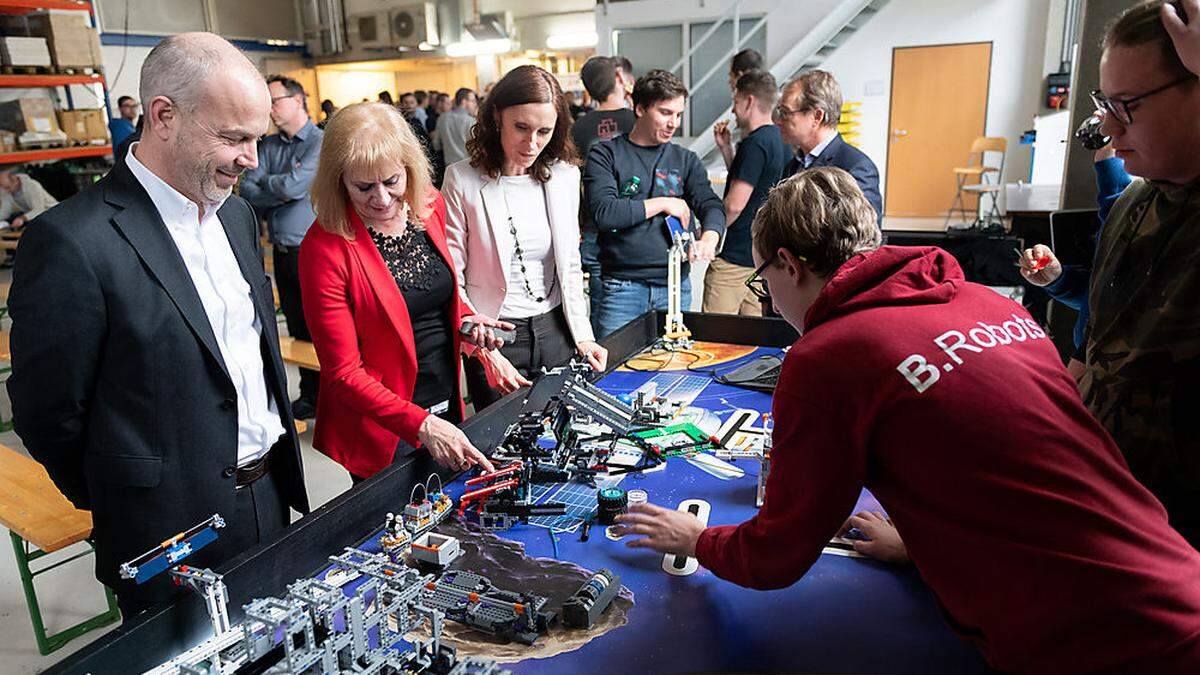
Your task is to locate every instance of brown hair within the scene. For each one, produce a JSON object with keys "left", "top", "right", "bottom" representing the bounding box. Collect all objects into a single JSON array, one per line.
[
  {"left": 784, "top": 70, "right": 843, "bottom": 128},
  {"left": 632, "top": 69, "right": 688, "bottom": 110},
  {"left": 466, "top": 65, "right": 577, "bottom": 182},
  {"left": 752, "top": 167, "right": 881, "bottom": 277},
  {"left": 310, "top": 102, "right": 432, "bottom": 239},
  {"left": 730, "top": 48, "right": 764, "bottom": 77},
  {"left": 1104, "top": 2, "right": 1191, "bottom": 77},
  {"left": 735, "top": 69, "right": 778, "bottom": 112}
]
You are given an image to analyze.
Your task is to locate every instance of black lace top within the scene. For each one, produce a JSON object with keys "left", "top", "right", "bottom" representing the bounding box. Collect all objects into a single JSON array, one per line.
[{"left": 369, "top": 225, "right": 455, "bottom": 412}]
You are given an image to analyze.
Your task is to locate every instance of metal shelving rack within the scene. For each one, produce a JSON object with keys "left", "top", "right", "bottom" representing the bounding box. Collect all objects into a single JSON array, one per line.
[{"left": 0, "top": 0, "right": 112, "bottom": 163}]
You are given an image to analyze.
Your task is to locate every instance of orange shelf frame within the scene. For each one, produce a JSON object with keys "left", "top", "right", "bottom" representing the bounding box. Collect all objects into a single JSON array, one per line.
[
  {"left": 0, "top": 73, "right": 103, "bottom": 87},
  {"left": 0, "top": 144, "right": 110, "bottom": 163},
  {"left": 0, "top": 1, "right": 92, "bottom": 14}
]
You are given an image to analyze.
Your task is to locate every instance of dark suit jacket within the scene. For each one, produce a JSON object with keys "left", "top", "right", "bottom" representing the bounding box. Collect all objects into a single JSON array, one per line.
[
  {"left": 7, "top": 157, "right": 308, "bottom": 588},
  {"left": 786, "top": 133, "right": 884, "bottom": 228}
]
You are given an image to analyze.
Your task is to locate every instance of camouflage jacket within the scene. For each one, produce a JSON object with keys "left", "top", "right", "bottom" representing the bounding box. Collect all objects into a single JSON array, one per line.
[{"left": 1081, "top": 177, "right": 1200, "bottom": 517}]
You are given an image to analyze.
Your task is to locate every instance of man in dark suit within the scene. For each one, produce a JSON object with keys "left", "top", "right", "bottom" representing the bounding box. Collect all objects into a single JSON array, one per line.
[
  {"left": 777, "top": 70, "right": 884, "bottom": 227},
  {"left": 7, "top": 32, "right": 308, "bottom": 618}
]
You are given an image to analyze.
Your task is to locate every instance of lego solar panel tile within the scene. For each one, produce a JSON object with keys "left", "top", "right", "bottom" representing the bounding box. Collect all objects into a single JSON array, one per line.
[{"left": 527, "top": 481, "right": 599, "bottom": 533}]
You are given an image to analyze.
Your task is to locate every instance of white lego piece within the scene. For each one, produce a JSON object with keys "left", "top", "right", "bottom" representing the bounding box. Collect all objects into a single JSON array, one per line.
[{"left": 662, "top": 499, "right": 710, "bottom": 576}]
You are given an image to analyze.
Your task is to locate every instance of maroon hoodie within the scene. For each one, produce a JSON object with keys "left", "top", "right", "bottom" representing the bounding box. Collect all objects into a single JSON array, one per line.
[{"left": 696, "top": 246, "right": 1200, "bottom": 674}]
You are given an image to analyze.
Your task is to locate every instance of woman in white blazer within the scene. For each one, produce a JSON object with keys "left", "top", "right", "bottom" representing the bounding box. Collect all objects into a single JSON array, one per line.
[{"left": 444, "top": 65, "right": 607, "bottom": 410}]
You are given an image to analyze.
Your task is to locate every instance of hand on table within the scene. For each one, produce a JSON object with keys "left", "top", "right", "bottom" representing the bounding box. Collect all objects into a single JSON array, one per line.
[
  {"left": 462, "top": 313, "right": 516, "bottom": 350},
  {"left": 478, "top": 348, "right": 532, "bottom": 395},
  {"left": 10, "top": 214, "right": 26, "bottom": 229},
  {"left": 576, "top": 340, "right": 608, "bottom": 372},
  {"left": 418, "top": 414, "right": 495, "bottom": 473},
  {"left": 839, "top": 511, "right": 909, "bottom": 564},
  {"left": 1018, "top": 244, "right": 1062, "bottom": 287},
  {"left": 689, "top": 230, "right": 720, "bottom": 262},
  {"left": 614, "top": 502, "right": 706, "bottom": 557}
]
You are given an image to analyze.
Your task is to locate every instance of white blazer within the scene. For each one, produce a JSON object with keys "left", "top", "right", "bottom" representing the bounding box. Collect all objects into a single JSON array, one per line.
[{"left": 442, "top": 158, "right": 595, "bottom": 345}]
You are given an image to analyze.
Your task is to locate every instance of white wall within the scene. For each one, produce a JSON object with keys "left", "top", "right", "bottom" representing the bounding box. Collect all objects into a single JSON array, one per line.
[
  {"left": 594, "top": 0, "right": 845, "bottom": 70},
  {"left": 820, "top": 0, "right": 1053, "bottom": 192}
]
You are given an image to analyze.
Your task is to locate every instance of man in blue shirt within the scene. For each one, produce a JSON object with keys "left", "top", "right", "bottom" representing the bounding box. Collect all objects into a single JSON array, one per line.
[
  {"left": 240, "top": 75, "right": 323, "bottom": 419},
  {"left": 705, "top": 69, "right": 789, "bottom": 315},
  {"left": 108, "top": 95, "right": 139, "bottom": 149}
]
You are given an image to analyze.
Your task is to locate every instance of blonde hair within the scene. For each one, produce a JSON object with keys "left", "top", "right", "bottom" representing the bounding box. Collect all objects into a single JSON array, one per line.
[
  {"left": 311, "top": 102, "right": 433, "bottom": 239},
  {"left": 751, "top": 167, "right": 881, "bottom": 277}
]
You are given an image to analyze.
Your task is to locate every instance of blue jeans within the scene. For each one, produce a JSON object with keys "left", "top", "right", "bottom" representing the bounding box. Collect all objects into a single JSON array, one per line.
[
  {"left": 581, "top": 228, "right": 603, "bottom": 334},
  {"left": 596, "top": 276, "right": 692, "bottom": 338}
]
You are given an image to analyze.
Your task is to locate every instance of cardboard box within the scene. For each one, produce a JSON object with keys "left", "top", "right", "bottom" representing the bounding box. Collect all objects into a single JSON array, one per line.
[
  {"left": 58, "top": 109, "right": 107, "bottom": 145},
  {"left": 0, "top": 130, "right": 15, "bottom": 153},
  {"left": 23, "top": 11, "right": 101, "bottom": 69},
  {"left": 0, "top": 37, "right": 52, "bottom": 68},
  {"left": 0, "top": 98, "right": 59, "bottom": 135}
]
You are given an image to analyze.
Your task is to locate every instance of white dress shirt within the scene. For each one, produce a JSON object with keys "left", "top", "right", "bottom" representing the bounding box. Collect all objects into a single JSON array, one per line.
[
  {"left": 127, "top": 144, "right": 285, "bottom": 467},
  {"left": 803, "top": 130, "right": 838, "bottom": 169},
  {"left": 497, "top": 174, "right": 561, "bottom": 318}
]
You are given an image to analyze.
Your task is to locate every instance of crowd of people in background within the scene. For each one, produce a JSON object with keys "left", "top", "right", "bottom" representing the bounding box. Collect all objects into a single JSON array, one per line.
[{"left": 9, "top": 2, "right": 1200, "bottom": 672}]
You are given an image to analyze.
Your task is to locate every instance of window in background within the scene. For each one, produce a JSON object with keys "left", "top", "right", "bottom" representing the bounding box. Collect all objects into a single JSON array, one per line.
[
  {"left": 612, "top": 25, "right": 684, "bottom": 80},
  {"left": 689, "top": 19, "right": 766, "bottom": 137}
]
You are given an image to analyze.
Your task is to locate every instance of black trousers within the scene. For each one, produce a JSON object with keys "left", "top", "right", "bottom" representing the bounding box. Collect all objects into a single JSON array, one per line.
[
  {"left": 273, "top": 245, "right": 319, "bottom": 403},
  {"left": 464, "top": 305, "right": 576, "bottom": 411},
  {"left": 114, "top": 452, "right": 290, "bottom": 619}
]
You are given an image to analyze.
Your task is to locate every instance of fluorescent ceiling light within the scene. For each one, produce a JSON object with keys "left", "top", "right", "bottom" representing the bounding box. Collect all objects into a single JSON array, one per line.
[
  {"left": 546, "top": 32, "right": 598, "bottom": 50},
  {"left": 445, "top": 38, "right": 512, "bottom": 57}
]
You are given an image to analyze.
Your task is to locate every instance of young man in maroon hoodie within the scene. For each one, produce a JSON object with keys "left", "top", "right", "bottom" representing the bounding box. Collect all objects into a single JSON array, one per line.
[{"left": 616, "top": 167, "right": 1200, "bottom": 674}]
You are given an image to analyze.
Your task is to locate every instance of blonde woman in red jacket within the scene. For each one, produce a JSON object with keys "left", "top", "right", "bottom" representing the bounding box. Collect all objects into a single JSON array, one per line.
[{"left": 299, "top": 102, "right": 505, "bottom": 482}]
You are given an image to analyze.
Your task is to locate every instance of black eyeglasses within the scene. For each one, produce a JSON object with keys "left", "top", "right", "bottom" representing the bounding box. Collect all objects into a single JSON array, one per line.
[
  {"left": 774, "top": 104, "right": 808, "bottom": 120},
  {"left": 1091, "top": 75, "right": 1196, "bottom": 125},
  {"left": 745, "top": 249, "right": 807, "bottom": 301}
]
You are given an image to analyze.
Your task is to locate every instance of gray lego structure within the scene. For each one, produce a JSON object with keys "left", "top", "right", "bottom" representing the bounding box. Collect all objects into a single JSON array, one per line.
[
  {"left": 144, "top": 546, "right": 508, "bottom": 675},
  {"left": 420, "top": 570, "right": 555, "bottom": 646}
]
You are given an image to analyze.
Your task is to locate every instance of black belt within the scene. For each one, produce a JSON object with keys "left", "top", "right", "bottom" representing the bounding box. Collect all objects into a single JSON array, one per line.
[
  {"left": 274, "top": 244, "right": 299, "bottom": 254},
  {"left": 235, "top": 453, "right": 271, "bottom": 487}
]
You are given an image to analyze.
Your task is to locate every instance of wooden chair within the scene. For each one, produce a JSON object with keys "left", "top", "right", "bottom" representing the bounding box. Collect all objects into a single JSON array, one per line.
[
  {"left": 946, "top": 136, "right": 1007, "bottom": 228},
  {"left": 0, "top": 444, "right": 120, "bottom": 654},
  {"left": 278, "top": 335, "right": 320, "bottom": 371}
]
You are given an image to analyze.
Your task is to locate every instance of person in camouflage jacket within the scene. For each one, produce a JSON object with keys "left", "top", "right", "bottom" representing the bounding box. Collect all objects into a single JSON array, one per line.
[{"left": 1081, "top": 1, "right": 1200, "bottom": 545}]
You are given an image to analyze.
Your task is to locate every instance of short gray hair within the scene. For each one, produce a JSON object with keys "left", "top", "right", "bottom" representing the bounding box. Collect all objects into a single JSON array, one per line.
[
  {"left": 139, "top": 33, "right": 253, "bottom": 114},
  {"left": 784, "top": 70, "right": 842, "bottom": 128}
]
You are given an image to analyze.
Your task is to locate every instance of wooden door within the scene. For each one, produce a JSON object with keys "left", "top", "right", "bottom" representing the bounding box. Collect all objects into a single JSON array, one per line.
[{"left": 885, "top": 43, "right": 992, "bottom": 218}]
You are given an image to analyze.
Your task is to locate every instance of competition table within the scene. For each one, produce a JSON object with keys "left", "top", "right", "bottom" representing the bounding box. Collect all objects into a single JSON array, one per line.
[{"left": 47, "top": 313, "right": 988, "bottom": 675}]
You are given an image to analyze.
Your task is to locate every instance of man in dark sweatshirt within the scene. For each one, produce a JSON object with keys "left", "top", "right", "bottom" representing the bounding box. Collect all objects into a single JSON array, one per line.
[
  {"left": 583, "top": 69, "right": 725, "bottom": 338},
  {"left": 617, "top": 167, "right": 1200, "bottom": 673}
]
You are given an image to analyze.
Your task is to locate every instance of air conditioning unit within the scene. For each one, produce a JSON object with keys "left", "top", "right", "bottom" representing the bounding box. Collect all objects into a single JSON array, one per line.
[
  {"left": 347, "top": 10, "right": 392, "bottom": 50},
  {"left": 390, "top": 3, "right": 439, "bottom": 48}
]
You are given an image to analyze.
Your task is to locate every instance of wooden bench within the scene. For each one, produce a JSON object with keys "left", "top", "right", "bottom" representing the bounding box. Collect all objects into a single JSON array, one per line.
[
  {"left": 278, "top": 335, "right": 320, "bottom": 371},
  {"left": 0, "top": 444, "right": 120, "bottom": 654}
]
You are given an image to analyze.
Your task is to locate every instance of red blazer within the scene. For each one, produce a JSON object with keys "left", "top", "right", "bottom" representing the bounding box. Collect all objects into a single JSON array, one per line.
[{"left": 298, "top": 192, "right": 471, "bottom": 478}]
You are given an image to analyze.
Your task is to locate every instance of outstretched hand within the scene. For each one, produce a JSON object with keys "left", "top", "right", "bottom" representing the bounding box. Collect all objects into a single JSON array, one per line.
[{"left": 614, "top": 502, "right": 706, "bottom": 556}]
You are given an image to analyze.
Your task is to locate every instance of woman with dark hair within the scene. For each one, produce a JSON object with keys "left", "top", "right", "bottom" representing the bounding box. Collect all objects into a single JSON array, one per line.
[{"left": 444, "top": 65, "right": 607, "bottom": 410}]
